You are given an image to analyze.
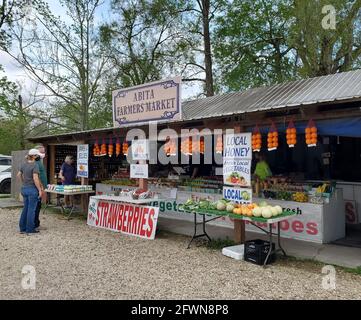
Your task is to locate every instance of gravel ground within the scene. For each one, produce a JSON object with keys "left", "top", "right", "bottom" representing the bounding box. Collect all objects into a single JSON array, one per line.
[{"left": 1, "top": 208, "right": 361, "bottom": 300}]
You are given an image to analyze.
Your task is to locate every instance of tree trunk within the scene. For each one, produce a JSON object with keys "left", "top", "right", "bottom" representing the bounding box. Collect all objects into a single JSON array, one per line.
[{"left": 201, "top": 0, "right": 214, "bottom": 97}]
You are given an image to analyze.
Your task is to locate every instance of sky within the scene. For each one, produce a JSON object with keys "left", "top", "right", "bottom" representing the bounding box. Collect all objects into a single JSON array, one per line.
[{"left": 0, "top": 0, "right": 199, "bottom": 101}]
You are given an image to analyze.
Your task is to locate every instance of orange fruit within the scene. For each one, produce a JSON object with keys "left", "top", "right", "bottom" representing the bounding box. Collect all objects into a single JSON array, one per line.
[
  {"left": 292, "top": 139, "right": 297, "bottom": 145},
  {"left": 291, "top": 128, "right": 296, "bottom": 134},
  {"left": 311, "top": 127, "right": 317, "bottom": 133},
  {"left": 273, "top": 132, "right": 278, "bottom": 137},
  {"left": 286, "top": 134, "right": 291, "bottom": 140},
  {"left": 311, "top": 132, "right": 317, "bottom": 139},
  {"left": 306, "top": 139, "right": 312, "bottom": 145},
  {"left": 306, "top": 133, "right": 312, "bottom": 140},
  {"left": 267, "top": 137, "right": 272, "bottom": 143},
  {"left": 286, "top": 128, "right": 291, "bottom": 134}
]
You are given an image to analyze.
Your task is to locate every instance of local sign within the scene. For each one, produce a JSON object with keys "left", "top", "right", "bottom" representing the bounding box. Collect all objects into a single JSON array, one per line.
[
  {"left": 112, "top": 77, "right": 182, "bottom": 126},
  {"left": 223, "top": 133, "right": 252, "bottom": 187}
]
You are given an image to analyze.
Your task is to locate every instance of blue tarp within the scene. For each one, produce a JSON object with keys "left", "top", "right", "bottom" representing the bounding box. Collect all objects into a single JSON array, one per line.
[{"left": 246, "top": 117, "right": 361, "bottom": 138}]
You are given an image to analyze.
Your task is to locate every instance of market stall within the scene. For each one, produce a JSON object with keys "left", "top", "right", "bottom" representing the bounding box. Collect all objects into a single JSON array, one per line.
[{"left": 27, "top": 70, "right": 361, "bottom": 248}]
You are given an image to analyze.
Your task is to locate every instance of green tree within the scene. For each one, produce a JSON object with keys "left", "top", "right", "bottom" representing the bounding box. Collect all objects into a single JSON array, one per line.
[
  {"left": 290, "top": 0, "right": 361, "bottom": 77},
  {"left": 4, "top": 0, "right": 111, "bottom": 131},
  {"left": 100, "top": 0, "right": 191, "bottom": 89},
  {"left": 214, "top": 0, "right": 297, "bottom": 92}
]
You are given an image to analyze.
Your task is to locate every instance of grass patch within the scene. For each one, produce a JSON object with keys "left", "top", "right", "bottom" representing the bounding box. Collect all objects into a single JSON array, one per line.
[
  {"left": 41, "top": 205, "right": 87, "bottom": 221},
  {"left": 340, "top": 266, "right": 361, "bottom": 276},
  {"left": 206, "top": 238, "right": 236, "bottom": 250},
  {"left": 277, "top": 255, "right": 361, "bottom": 276}
]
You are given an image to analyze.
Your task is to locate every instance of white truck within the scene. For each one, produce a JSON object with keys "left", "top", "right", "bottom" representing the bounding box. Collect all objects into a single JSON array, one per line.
[{"left": 0, "top": 155, "right": 12, "bottom": 194}]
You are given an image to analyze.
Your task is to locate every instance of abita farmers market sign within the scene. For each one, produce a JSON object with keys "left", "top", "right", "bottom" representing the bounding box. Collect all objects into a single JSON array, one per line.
[{"left": 112, "top": 77, "right": 182, "bottom": 126}]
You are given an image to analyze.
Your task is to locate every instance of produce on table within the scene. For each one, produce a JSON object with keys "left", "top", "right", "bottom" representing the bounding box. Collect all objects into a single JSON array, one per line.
[
  {"left": 252, "top": 207, "right": 262, "bottom": 217},
  {"left": 132, "top": 188, "right": 150, "bottom": 200},
  {"left": 180, "top": 198, "right": 284, "bottom": 219},
  {"left": 259, "top": 200, "right": 268, "bottom": 207},
  {"left": 226, "top": 203, "right": 235, "bottom": 212},
  {"left": 261, "top": 206, "right": 273, "bottom": 218},
  {"left": 217, "top": 200, "right": 227, "bottom": 211},
  {"left": 292, "top": 192, "right": 308, "bottom": 202}
]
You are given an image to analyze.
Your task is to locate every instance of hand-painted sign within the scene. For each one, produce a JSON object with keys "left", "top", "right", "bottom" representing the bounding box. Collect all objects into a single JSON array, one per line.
[
  {"left": 131, "top": 139, "right": 149, "bottom": 160},
  {"left": 77, "top": 144, "right": 89, "bottom": 178},
  {"left": 223, "top": 158, "right": 251, "bottom": 187},
  {"left": 87, "top": 197, "right": 159, "bottom": 240},
  {"left": 223, "top": 133, "right": 252, "bottom": 159},
  {"left": 130, "top": 164, "right": 149, "bottom": 179},
  {"left": 223, "top": 186, "right": 252, "bottom": 204},
  {"left": 112, "top": 77, "right": 181, "bottom": 126}
]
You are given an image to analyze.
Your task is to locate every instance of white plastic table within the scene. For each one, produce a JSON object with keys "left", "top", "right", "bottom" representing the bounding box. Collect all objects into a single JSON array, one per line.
[{"left": 43, "top": 189, "right": 95, "bottom": 219}]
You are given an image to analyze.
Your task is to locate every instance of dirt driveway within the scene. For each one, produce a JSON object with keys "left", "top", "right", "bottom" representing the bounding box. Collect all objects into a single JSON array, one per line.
[{"left": 1, "top": 208, "right": 361, "bottom": 300}]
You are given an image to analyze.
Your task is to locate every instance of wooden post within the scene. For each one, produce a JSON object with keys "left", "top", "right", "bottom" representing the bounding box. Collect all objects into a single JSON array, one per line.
[
  {"left": 48, "top": 145, "right": 56, "bottom": 204},
  {"left": 81, "top": 177, "right": 89, "bottom": 213},
  {"left": 79, "top": 141, "right": 90, "bottom": 214},
  {"left": 233, "top": 125, "right": 246, "bottom": 244}
]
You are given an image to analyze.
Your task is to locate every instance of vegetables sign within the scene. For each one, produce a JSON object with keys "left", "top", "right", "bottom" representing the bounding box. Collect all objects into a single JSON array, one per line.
[{"left": 223, "top": 133, "right": 252, "bottom": 187}]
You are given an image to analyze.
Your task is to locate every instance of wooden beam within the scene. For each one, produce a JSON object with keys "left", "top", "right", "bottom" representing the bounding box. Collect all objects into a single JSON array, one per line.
[{"left": 233, "top": 125, "right": 246, "bottom": 244}]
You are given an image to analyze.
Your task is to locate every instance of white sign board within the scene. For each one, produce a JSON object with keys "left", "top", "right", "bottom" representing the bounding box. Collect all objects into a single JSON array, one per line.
[
  {"left": 87, "top": 197, "right": 159, "bottom": 240},
  {"left": 77, "top": 144, "right": 89, "bottom": 178},
  {"left": 223, "top": 186, "right": 252, "bottom": 204},
  {"left": 223, "top": 133, "right": 252, "bottom": 187},
  {"left": 223, "top": 159, "right": 252, "bottom": 187},
  {"left": 131, "top": 139, "right": 149, "bottom": 160},
  {"left": 130, "top": 164, "right": 149, "bottom": 179},
  {"left": 112, "top": 77, "right": 182, "bottom": 126}
]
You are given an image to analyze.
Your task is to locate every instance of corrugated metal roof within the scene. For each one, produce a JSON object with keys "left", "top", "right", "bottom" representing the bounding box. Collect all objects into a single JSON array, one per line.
[
  {"left": 182, "top": 69, "right": 361, "bottom": 120},
  {"left": 29, "top": 69, "right": 361, "bottom": 141}
]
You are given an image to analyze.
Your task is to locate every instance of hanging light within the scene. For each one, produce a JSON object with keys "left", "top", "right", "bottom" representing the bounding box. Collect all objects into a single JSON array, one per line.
[
  {"left": 252, "top": 125, "right": 262, "bottom": 152},
  {"left": 108, "top": 137, "right": 114, "bottom": 157},
  {"left": 169, "top": 138, "right": 177, "bottom": 156},
  {"left": 200, "top": 137, "right": 205, "bottom": 154},
  {"left": 215, "top": 135, "right": 223, "bottom": 154},
  {"left": 164, "top": 136, "right": 171, "bottom": 156},
  {"left": 115, "top": 137, "right": 121, "bottom": 157},
  {"left": 100, "top": 137, "right": 107, "bottom": 156},
  {"left": 286, "top": 120, "right": 297, "bottom": 148},
  {"left": 181, "top": 137, "right": 192, "bottom": 155},
  {"left": 267, "top": 122, "right": 278, "bottom": 151},
  {"left": 305, "top": 119, "right": 317, "bottom": 147},
  {"left": 122, "top": 141, "right": 129, "bottom": 156},
  {"left": 93, "top": 138, "right": 100, "bottom": 156}
]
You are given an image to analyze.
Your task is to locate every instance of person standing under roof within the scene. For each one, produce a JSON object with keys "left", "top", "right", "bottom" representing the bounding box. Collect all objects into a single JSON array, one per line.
[
  {"left": 34, "top": 144, "right": 47, "bottom": 230},
  {"left": 254, "top": 153, "right": 272, "bottom": 181},
  {"left": 17, "top": 149, "right": 44, "bottom": 235},
  {"left": 59, "top": 155, "right": 76, "bottom": 208}
]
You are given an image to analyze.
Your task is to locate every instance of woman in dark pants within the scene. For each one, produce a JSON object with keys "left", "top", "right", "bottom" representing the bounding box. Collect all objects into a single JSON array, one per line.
[{"left": 17, "top": 149, "right": 44, "bottom": 235}]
